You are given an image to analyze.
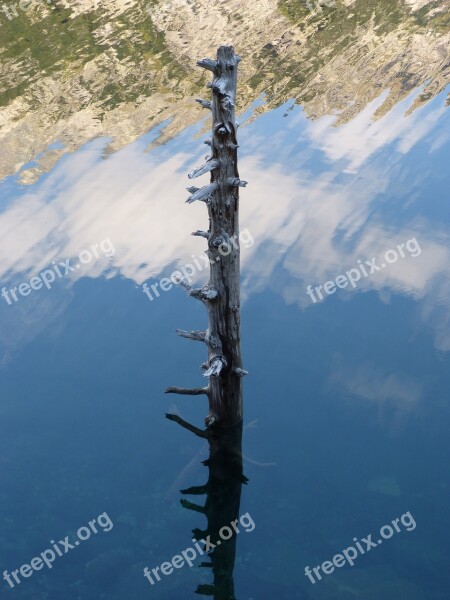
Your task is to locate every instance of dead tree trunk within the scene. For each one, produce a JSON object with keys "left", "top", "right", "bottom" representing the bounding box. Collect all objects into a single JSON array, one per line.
[{"left": 166, "top": 46, "right": 247, "bottom": 431}]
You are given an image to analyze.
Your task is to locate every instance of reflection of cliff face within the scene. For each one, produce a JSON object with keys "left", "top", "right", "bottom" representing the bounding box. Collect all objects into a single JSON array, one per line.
[{"left": 0, "top": 0, "right": 448, "bottom": 183}]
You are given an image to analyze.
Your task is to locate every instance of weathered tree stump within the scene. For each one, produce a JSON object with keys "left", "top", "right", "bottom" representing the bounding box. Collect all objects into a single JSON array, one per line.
[{"left": 166, "top": 46, "right": 247, "bottom": 431}]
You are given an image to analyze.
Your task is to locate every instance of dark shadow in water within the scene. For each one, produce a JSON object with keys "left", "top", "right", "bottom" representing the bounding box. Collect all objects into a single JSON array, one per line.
[{"left": 180, "top": 421, "right": 247, "bottom": 599}]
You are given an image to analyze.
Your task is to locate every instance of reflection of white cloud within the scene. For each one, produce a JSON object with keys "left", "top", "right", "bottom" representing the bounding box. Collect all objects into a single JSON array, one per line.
[
  {"left": 305, "top": 89, "right": 445, "bottom": 171},
  {"left": 0, "top": 287, "right": 73, "bottom": 366},
  {"left": 239, "top": 157, "right": 450, "bottom": 310},
  {"left": 329, "top": 357, "right": 423, "bottom": 432},
  {"left": 1, "top": 89, "right": 450, "bottom": 353},
  {"left": 0, "top": 139, "right": 210, "bottom": 286},
  {"left": 419, "top": 273, "right": 450, "bottom": 352}
]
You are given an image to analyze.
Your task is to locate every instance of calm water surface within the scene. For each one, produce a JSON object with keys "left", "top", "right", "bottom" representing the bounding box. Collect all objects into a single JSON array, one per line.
[{"left": 1, "top": 2, "right": 450, "bottom": 599}]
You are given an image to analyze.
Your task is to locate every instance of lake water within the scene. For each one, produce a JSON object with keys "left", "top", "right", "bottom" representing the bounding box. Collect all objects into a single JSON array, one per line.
[{"left": 1, "top": 1, "right": 450, "bottom": 598}]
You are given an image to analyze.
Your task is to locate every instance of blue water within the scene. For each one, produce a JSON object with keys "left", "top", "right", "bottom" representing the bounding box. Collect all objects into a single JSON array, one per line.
[{"left": 1, "top": 82, "right": 450, "bottom": 599}]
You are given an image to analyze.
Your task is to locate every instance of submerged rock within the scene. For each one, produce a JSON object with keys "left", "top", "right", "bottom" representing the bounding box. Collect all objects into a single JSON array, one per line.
[{"left": 367, "top": 475, "right": 401, "bottom": 497}]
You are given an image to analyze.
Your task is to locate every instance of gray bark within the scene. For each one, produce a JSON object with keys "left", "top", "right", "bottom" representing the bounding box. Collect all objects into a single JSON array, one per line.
[{"left": 167, "top": 46, "right": 245, "bottom": 429}]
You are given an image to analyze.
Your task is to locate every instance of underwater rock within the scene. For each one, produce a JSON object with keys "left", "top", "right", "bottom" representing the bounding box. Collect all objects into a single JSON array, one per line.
[{"left": 367, "top": 475, "right": 401, "bottom": 497}]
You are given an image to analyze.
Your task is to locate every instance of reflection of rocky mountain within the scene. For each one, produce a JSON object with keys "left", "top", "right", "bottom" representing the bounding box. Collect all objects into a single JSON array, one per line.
[{"left": 0, "top": 0, "right": 448, "bottom": 183}]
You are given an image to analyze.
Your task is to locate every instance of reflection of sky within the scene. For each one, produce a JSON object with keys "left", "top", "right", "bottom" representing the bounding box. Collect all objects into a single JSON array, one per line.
[
  {"left": 1, "top": 87, "right": 450, "bottom": 351},
  {"left": 1, "top": 86, "right": 450, "bottom": 600}
]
